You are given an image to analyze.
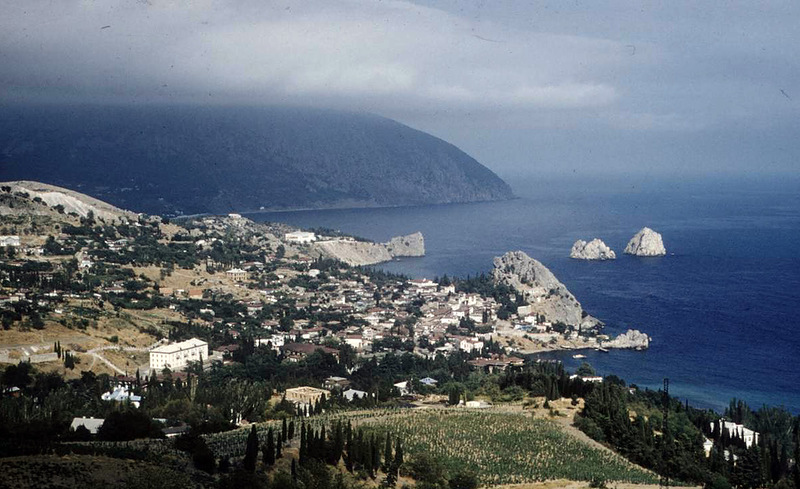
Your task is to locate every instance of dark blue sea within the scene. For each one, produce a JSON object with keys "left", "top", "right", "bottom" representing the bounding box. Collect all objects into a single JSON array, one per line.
[{"left": 248, "top": 174, "right": 800, "bottom": 414}]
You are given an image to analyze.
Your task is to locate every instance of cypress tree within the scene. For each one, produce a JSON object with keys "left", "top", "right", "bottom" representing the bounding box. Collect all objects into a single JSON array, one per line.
[
  {"left": 300, "top": 423, "right": 307, "bottom": 465},
  {"left": 329, "top": 420, "right": 344, "bottom": 465},
  {"left": 309, "top": 425, "right": 319, "bottom": 461},
  {"left": 282, "top": 418, "right": 288, "bottom": 443},
  {"left": 275, "top": 435, "right": 282, "bottom": 459},
  {"left": 244, "top": 425, "right": 259, "bottom": 471},
  {"left": 291, "top": 458, "right": 297, "bottom": 481},
  {"left": 383, "top": 434, "right": 392, "bottom": 472},
  {"left": 317, "top": 424, "right": 327, "bottom": 460},
  {"left": 344, "top": 424, "right": 354, "bottom": 472},
  {"left": 264, "top": 428, "right": 276, "bottom": 466},
  {"left": 364, "top": 435, "right": 374, "bottom": 478},
  {"left": 394, "top": 437, "right": 403, "bottom": 468},
  {"left": 448, "top": 385, "right": 460, "bottom": 406},
  {"left": 355, "top": 429, "right": 366, "bottom": 471},
  {"left": 288, "top": 420, "right": 295, "bottom": 439},
  {"left": 370, "top": 435, "right": 379, "bottom": 478}
]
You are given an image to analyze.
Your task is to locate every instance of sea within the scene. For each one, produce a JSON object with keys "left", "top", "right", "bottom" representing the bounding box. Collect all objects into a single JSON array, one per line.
[{"left": 246, "top": 174, "right": 800, "bottom": 414}]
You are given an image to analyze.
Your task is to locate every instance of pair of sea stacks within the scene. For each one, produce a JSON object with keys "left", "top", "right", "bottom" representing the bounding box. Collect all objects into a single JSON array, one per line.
[{"left": 570, "top": 227, "right": 666, "bottom": 260}]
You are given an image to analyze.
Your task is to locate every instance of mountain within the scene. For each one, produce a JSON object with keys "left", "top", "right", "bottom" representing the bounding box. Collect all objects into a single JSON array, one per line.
[{"left": 0, "top": 105, "right": 513, "bottom": 215}]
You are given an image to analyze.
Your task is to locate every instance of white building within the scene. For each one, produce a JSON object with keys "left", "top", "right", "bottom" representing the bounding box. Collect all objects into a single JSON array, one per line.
[
  {"left": 285, "top": 231, "right": 317, "bottom": 244},
  {"left": 408, "top": 278, "right": 438, "bottom": 289},
  {"left": 343, "top": 388, "right": 368, "bottom": 401},
  {"left": 149, "top": 338, "right": 208, "bottom": 372},
  {"left": 101, "top": 385, "right": 142, "bottom": 408},
  {"left": 256, "top": 334, "right": 285, "bottom": 351},
  {"left": 394, "top": 381, "right": 410, "bottom": 396},
  {"left": 458, "top": 339, "right": 484, "bottom": 354},
  {"left": 70, "top": 417, "right": 105, "bottom": 435},
  {"left": 344, "top": 335, "right": 364, "bottom": 351},
  {"left": 226, "top": 268, "right": 248, "bottom": 282},
  {"left": 0, "top": 236, "right": 20, "bottom": 247},
  {"left": 712, "top": 419, "right": 759, "bottom": 448}
]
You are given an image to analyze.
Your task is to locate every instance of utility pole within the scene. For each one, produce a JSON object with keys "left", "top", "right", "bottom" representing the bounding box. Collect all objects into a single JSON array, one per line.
[{"left": 660, "top": 378, "right": 670, "bottom": 488}]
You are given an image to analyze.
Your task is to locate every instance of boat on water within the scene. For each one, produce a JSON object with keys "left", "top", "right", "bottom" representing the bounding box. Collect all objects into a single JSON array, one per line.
[
  {"left": 572, "top": 354, "right": 586, "bottom": 359},
  {"left": 595, "top": 347, "right": 609, "bottom": 353}
]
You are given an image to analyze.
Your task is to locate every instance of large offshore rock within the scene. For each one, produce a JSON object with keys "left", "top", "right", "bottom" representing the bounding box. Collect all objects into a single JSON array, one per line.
[
  {"left": 624, "top": 227, "right": 666, "bottom": 256},
  {"left": 603, "top": 329, "right": 650, "bottom": 350},
  {"left": 570, "top": 238, "right": 616, "bottom": 260}
]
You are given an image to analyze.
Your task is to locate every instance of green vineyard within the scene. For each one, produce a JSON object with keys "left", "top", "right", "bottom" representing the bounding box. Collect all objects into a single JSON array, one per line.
[
  {"left": 359, "top": 409, "right": 660, "bottom": 485},
  {"left": 200, "top": 408, "right": 658, "bottom": 485}
]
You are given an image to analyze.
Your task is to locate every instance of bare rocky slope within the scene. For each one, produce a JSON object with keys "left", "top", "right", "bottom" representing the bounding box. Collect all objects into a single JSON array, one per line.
[
  {"left": 312, "top": 232, "right": 424, "bottom": 266},
  {"left": 0, "top": 105, "right": 513, "bottom": 215},
  {"left": 1, "top": 180, "right": 136, "bottom": 224}
]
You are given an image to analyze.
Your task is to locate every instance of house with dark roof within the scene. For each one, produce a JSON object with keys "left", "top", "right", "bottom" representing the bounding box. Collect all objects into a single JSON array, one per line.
[{"left": 282, "top": 343, "right": 339, "bottom": 363}]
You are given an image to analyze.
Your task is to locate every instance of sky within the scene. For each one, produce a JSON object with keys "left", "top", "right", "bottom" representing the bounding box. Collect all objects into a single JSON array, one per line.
[{"left": 1, "top": 0, "right": 798, "bottom": 179}]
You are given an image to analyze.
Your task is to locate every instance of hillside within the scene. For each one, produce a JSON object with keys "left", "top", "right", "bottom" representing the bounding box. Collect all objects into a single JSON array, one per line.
[
  {"left": 0, "top": 105, "right": 513, "bottom": 215},
  {"left": 1, "top": 181, "right": 136, "bottom": 224}
]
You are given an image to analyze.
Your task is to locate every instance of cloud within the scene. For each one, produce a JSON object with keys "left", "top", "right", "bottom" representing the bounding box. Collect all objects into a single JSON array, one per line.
[{"left": 0, "top": 0, "right": 628, "bottom": 113}]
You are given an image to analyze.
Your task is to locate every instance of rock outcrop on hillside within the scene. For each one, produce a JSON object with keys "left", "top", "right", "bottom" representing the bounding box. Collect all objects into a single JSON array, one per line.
[
  {"left": 313, "top": 232, "right": 425, "bottom": 266},
  {"left": 624, "top": 227, "right": 667, "bottom": 256},
  {"left": 0, "top": 105, "right": 513, "bottom": 215},
  {"left": 603, "top": 329, "right": 650, "bottom": 350},
  {"left": 492, "top": 251, "right": 600, "bottom": 329},
  {"left": 570, "top": 239, "right": 616, "bottom": 260}
]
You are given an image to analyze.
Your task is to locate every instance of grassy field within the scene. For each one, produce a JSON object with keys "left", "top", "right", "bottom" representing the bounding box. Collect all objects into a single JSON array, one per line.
[{"left": 360, "top": 409, "right": 660, "bottom": 486}]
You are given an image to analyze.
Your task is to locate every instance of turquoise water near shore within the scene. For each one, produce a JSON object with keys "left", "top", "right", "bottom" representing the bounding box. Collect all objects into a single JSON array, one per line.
[{"left": 248, "top": 175, "right": 800, "bottom": 413}]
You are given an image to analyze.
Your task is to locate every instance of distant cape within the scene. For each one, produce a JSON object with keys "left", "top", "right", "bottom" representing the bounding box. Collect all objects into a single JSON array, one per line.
[{"left": 0, "top": 105, "right": 513, "bottom": 215}]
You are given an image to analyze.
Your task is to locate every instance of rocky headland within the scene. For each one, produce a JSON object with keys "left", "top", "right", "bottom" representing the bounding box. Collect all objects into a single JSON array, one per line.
[
  {"left": 624, "top": 227, "right": 666, "bottom": 256},
  {"left": 492, "top": 251, "right": 601, "bottom": 330},
  {"left": 313, "top": 232, "right": 425, "bottom": 266},
  {"left": 570, "top": 238, "right": 616, "bottom": 260}
]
